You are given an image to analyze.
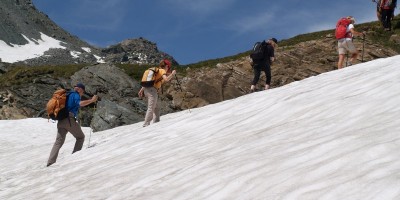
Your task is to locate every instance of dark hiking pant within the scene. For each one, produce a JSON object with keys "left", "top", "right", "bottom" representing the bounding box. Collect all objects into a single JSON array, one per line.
[
  {"left": 252, "top": 63, "right": 271, "bottom": 86},
  {"left": 381, "top": 9, "right": 394, "bottom": 30},
  {"left": 47, "top": 114, "right": 85, "bottom": 166}
]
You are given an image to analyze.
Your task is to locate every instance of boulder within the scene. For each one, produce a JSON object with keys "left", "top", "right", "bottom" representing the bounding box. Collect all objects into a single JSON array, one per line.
[
  {"left": 70, "top": 63, "right": 177, "bottom": 131},
  {"left": 389, "top": 34, "right": 400, "bottom": 44},
  {"left": 70, "top": 64, "right": 143, "bottom": 131}
]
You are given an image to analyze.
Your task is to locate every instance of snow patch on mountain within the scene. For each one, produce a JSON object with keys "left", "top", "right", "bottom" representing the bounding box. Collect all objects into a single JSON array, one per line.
[{"left": 0, "top": 32, "right": 66, "bottom": 63}]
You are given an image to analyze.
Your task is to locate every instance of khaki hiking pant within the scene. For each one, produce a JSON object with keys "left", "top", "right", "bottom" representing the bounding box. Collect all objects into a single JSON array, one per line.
[
  {"left": 47, "top": 113, "right": 85, "bottom": 166},
  {"left": 337, "top": 39, "right": 357, "bottom": 55},
  {"left": 143, "top": 87, "right": 160, "bottom": 126}
]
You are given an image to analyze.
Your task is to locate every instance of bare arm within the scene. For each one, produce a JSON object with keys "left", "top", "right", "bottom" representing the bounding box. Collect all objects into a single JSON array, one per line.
[
  {"left": 138, "top": 87, "right": 144, "bottom": 98},
  {"left": 350, "top": 28, "right": 365, "bottom": 37},
  {"left": 162, "top": 70, "right": 176, "bottom": 82},
  {"left": 80, "top": 95, "right": 98, "bottom": 107}
]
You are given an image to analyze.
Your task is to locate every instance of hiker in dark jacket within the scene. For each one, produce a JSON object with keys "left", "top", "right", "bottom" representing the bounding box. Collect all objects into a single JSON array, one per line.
[
  {"left": 380, "top": 0, "right": 397, "bottom": 31},
  {"left": 250, "top": 38, "right": 277, "bottom": 92},
  {"left": 47, "top": 83, "right": 98, "bottom": 167}
]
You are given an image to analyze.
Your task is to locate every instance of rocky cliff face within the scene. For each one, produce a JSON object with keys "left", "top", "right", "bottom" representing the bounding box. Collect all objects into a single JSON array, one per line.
[{"left": 163, "top": 34, "right": 398, "bottom": 109}]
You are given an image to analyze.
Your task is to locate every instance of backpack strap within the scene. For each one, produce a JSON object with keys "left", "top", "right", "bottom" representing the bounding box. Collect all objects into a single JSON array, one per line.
[{"left": 153, "top": 67, "right": 165, "bottom": 85}]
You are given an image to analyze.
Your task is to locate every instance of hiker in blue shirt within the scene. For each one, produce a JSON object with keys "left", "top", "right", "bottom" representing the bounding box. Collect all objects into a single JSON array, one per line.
[
  {"left": 47, "top": 83, "right": 98, "bottom": 167},
  {"left": 66, "top": 90, "right": 82, "bottom": 117}
]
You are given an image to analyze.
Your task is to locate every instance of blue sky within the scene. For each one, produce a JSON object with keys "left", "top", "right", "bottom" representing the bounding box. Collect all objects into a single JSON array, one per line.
[{"left": 32, "top": 0, "right": 385, "bottom": 65}]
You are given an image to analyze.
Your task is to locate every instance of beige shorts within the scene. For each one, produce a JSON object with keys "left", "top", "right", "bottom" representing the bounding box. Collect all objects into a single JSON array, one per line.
[{"left": 338, "top": 39, "right": 357, "bottom": 55}]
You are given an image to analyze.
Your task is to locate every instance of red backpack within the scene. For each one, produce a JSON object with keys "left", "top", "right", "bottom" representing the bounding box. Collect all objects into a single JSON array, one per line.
[{"left": 335, "top": 17, "right": 351, "bottom": 40}]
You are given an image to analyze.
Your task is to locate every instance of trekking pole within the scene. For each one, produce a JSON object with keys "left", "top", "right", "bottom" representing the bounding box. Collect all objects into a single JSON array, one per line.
[
  {"left": 87, "top": 92, "right": 101, "bottom": 148},
  {"left": 174, "top": 74, "right": 183, "bottom": 92},
  {"left": 361, "top": 34, "right": 366, "bottom": 62},
  {"left": 88, "top": 125, "right": 93, "bottom": 148},
  {"left": 87, "top": 102, "right": 96, "bottom": 148}
]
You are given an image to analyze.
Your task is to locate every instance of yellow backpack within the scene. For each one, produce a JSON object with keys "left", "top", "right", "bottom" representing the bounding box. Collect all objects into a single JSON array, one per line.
[{"left": 141, "top": 67, "right": 160, "bottom": 87}]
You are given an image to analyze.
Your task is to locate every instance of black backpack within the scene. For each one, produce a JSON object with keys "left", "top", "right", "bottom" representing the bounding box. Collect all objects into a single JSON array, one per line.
[
  {"left": 250, "top": 41, "right": 266, "bottom": 60},
  {"left": 391, "top": 0, "right": 397, "bottom": 8}
]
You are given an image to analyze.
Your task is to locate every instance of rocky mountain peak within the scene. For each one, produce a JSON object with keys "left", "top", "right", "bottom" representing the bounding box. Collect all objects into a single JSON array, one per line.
[
  {"left": 15, "top": 0, "right": 33, "bottom": 6},
  {"left": 102, "top": 37, "right": 178, "bottom": 65}
]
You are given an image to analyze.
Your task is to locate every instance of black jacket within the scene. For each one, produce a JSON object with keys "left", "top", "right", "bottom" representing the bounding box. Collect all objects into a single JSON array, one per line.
[{"left": 253, "top": 41, "right": 274, "bottom": 67}]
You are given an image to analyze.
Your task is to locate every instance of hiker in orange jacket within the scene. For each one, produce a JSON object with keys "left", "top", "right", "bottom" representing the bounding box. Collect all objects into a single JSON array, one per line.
[{"left": 138, "top": 60, "right": 176, "bottom": 127}]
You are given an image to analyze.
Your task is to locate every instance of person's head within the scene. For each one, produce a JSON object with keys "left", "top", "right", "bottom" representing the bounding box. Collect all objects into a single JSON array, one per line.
[
  {"left": 347, "top": 16, "right": 356, "bottom": 24},
  {"left": 74, "top": 83, "right": 85, "bottom": 95},
  {"left": 268, "top": 38, "right": 278, "bottom": 49},
  {"left": 159, "top": 59, "right": 172, "bottom": 73}
]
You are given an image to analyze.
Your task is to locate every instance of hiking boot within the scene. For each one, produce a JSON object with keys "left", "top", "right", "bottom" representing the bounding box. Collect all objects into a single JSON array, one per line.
[
  {"left": 143, "top": 122, "right": 150, "bottom": 127},
  {"left": 346, "top": 61, "right": 352, "bottom": 67},
  {"left": 47, "top": 162, "right": 54, "bottom": 167},
  {"left": 250, "top": 85, "right": 256, "bottom": 93}
]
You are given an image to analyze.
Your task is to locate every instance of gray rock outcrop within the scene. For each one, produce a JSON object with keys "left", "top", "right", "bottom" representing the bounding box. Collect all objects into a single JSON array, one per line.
[{"left": 70, "top": 64, "right": 145, "bottom": 131}]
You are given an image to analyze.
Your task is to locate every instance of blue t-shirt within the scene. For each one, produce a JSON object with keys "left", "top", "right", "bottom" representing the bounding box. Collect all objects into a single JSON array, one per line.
[{"left": 67, "top": 91, "right": 80, "bottom": 117}]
